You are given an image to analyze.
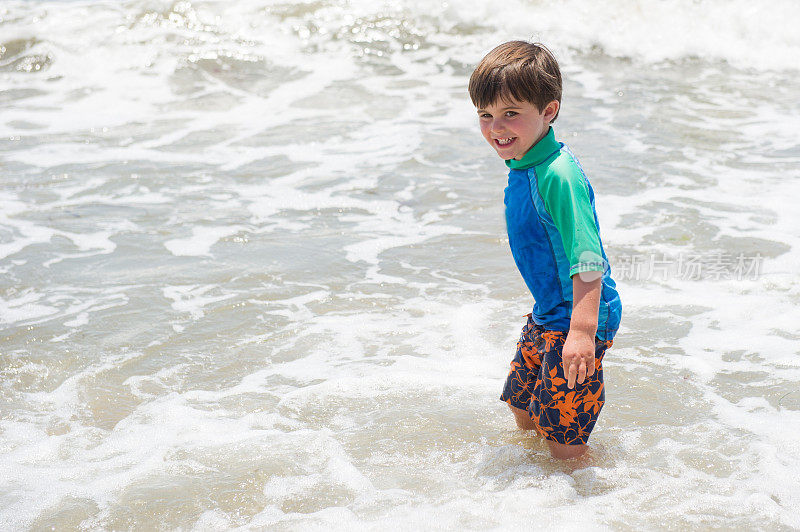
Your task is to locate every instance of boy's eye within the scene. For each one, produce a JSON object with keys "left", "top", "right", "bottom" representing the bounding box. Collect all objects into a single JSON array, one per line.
[
  {"left": 505, "top": 111, "right": 518, "bottom": 117},
  {"left": 480, "top": 113, "right": 492, "bottom": 119}
]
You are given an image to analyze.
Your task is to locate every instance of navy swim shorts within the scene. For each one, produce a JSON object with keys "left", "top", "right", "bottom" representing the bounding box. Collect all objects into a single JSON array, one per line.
[{"left": 500, "top": 314, "right": 613, "bottom": 445}]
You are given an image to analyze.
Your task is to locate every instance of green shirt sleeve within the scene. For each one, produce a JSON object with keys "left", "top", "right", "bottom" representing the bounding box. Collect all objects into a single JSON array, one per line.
[{"left": 538, "top": 165, "right": 605, "bottom": 277}]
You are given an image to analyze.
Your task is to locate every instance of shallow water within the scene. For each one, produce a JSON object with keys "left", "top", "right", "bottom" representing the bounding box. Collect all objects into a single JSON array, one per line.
[{"left": 2, "top": 0, "right": 800, "bottom": 529}]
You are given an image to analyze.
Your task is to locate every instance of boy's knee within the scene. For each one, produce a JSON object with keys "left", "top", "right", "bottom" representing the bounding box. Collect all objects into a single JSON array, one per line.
[
  {"left": 546, "top": 440, "right": 588, "bottom": 460},
  {"left": 508, "top": 404, "right": 537, "bottom": 431},
  {"left": 508, "top": 405, "right": 589, "bottom": 459}
]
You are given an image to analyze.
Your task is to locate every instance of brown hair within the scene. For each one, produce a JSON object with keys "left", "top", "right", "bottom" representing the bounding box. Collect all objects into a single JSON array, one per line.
[{"left": 468, "top": 41, "right": 562, "bottom": 121}]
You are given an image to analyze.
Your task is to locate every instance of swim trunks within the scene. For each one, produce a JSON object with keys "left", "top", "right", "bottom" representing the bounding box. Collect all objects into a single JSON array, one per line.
[{"left": 500, "top": 314, "right": 612, "bottom": 445}]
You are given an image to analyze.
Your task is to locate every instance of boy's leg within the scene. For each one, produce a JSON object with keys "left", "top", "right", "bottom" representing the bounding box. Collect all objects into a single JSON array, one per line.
[
  {"left": 500, "top": 316, "right": 612, "bottom": 459},
  {"left": 510, "top": 403, "right": 588, "bottom": 458},
  {"left": 510, "top": 404, "right": 588, "bottom": 458},
  {"left": 508, "top": 404, "right": 537, "bottom": 430},
  {"left": 500, "top": 315, "right": 542, "bottom": 423},
  {"left": 529, "top": 334, "right": 611, "bottom": 457},
  {"left": 545, "top": 440, "right": 587, "bottom": 459}
]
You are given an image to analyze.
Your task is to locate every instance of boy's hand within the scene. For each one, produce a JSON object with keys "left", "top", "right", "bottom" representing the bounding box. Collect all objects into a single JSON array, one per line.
[
  {"left": 561, "top": 330, "right": 595, "bottom": 389},
  {"left": 565, "top": 273, "right": 602, "bottom": 389}
]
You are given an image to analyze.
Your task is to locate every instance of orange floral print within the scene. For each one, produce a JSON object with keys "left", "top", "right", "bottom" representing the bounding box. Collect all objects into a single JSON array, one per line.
[{"left": 500, "top": 315, "right": 611, "bottom": 446}]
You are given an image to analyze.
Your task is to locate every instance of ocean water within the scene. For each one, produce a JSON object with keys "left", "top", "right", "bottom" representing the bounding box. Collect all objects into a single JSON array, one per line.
[{"left": 2, "top": 0, "right": 800, "bottom": 529}]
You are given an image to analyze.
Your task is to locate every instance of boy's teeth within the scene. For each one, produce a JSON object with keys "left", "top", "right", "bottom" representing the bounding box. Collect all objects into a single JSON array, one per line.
[{"left": 497, "top": 137, "right": 514, "bottom": 145}]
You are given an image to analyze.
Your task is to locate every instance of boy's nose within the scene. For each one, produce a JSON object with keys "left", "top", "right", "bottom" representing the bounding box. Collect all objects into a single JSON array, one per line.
[{"left": 490, "top": 119, "right": 505, "bottom": 134}]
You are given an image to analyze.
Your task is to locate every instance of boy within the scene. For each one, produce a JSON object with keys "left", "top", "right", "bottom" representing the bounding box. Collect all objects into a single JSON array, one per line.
[{"left": 469, "top": 41, "right": 622, "bottom": 460}]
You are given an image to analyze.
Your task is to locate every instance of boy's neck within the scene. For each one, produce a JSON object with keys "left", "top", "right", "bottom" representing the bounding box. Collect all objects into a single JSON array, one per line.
[{"left": 505, "top": 127, "right": 559, "bottom": 170}]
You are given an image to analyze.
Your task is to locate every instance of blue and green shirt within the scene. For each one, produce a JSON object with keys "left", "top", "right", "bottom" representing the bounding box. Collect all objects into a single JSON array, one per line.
[{"left": 504, "top": 127, "right": 621, "bottom": 340}]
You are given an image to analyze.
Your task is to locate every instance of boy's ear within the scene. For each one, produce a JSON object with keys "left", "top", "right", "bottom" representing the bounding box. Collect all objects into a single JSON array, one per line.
[{"left": 543, "top": 100, "right": 559, "bottom": 122}]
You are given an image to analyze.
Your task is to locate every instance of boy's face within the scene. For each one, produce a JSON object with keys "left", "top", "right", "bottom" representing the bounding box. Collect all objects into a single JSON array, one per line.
[{"left": 476, "top": 97, "right": 556, "bottom": 160}]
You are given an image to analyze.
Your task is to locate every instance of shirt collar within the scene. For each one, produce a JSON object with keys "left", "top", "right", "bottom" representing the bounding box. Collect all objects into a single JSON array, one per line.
[{"left": 504, "top": 127, "right": 560, "bottom": 170}]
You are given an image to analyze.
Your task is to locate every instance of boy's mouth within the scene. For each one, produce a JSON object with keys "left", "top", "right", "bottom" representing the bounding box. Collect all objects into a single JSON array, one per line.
[{"left": 495, "top": 137, "right": 516, "bottom": 147}]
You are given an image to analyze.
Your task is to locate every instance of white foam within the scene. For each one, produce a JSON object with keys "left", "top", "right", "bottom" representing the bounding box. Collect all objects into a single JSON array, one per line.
[
  {"left": 0, "top": 290, "right": 58, "bottom": 325},
  {"left": 63, "top": 312, "right": 88, "bottom": 328},
  {"left": 162, "top": 285, "right": 237, "bottom": 319},
  {"left": 0, "top": 192, "right": 56, "bottom": 262},
  {"left": 2, "top": 0, "right": 800, "bottom": 529},
  {"left": 164, "top": 225, "right": 244, "bottom": 257},
  {"left": 447, "top": 0, "right": 800, "bottom": 71}
]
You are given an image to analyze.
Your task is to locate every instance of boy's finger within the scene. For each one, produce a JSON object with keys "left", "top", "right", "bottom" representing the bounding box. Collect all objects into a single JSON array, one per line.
[
  {"left": 567, "top": 362, "right": 577, "bottom": 389},
  {"left": 577, "top": 361, "right": 587, "bottom": 385},
  {"left": 587, "top": 356, "right": 595, "bottom": 378}
]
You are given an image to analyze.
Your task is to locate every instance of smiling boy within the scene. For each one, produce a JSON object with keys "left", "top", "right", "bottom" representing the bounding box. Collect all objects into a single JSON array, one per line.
[{"left": 469, "top": 41, "right": 622, "bottom": 459}]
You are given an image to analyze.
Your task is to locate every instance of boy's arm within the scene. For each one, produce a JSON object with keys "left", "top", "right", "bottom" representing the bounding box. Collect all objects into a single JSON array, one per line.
[{"left": 562, "top": 273, "right": 602, "bottom": 389}]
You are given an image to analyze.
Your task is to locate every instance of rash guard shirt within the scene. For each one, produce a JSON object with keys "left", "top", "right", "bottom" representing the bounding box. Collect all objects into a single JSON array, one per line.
[{"left": 503, "top": 127, "right": 622, "bottom": 340}]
